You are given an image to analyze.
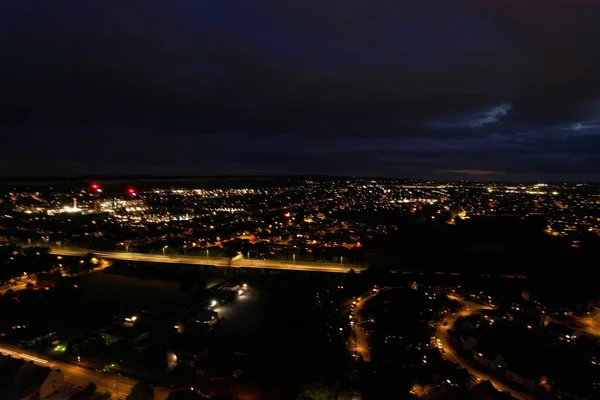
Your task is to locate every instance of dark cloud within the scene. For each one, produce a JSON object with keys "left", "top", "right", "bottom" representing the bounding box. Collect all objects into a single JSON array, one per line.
[
  {"left": 1, "top": 0, "right": 600, "bottom": 179},
  {"left": 438, "top": 170, "right": 500, "bottom": 176}
]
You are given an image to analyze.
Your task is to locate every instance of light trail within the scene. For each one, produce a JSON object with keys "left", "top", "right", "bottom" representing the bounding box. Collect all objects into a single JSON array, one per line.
[{"left": 48, "top": 247, "right": 366, "bottom": 273}]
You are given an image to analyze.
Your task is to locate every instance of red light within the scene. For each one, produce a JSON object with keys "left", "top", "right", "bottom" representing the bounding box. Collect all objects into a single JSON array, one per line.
[
  {"left": 127, "top": 188, "right": 136, "bottom": 195},
  {"left": 90, "top": 183, "right": 100, "bottom": 190}
]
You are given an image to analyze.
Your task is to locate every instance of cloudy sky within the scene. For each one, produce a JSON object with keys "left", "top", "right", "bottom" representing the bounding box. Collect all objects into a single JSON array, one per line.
[{"left": 2, "top": 0, "right": 600, "bottom": 180}]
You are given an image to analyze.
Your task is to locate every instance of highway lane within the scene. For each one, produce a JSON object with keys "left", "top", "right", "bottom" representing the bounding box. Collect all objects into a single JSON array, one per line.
[
  {"left": 0, "top": 343, "right": 171, "bottom": 399},
  {"left": 436, "top": 295, "right": 533, "bottom": 400},
  {"left": 48, "top": 248, "right": 366, "bottom": 273}
]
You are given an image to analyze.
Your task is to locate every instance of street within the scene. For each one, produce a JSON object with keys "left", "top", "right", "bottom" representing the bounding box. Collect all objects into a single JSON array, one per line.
[
  {"left": 0, "top": 282, "right": 28, "bottom": 295},
  {"left": 436, "top": 295, "right": 533, "bottom": 400},
  {"left": 558, "top": 312, "right": 600, "bottom": 337},
  {"left": 0, "top": 275, "right": 37, "bottom": 295},
  {"left": 350, "top": 292, "right": 378, "bottom": 362},
  {"left": 0, "top": 343, "right": 171, "bottom": 399}
]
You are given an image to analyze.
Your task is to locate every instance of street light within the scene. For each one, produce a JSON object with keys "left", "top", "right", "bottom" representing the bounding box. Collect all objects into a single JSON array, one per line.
[{"left": 162, "top": 245, "right": 168, "bottom": 255}]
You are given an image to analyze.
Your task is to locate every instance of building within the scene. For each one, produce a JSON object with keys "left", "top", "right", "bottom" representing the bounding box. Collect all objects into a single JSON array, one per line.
[
  {"left": 545, "top": 321, "right": 579, "bottom": 342},
  {"left": 471, "top": 380, "right": 515, "bottom": 400},
  {"left": 0, "top": 356, "right": 63, "bottom": 398},
  {"left": 16, "top": 328, "right": 57, "bottom": 348},
  {"left": 473, "top": 343, "right": 506, "bottom": 370},
  {"left": 461, "top": 335, "right": 478, "bottom": 351},
  {"left": 27, "top": 367, "right": 63, "bottom": 398},
  {"left": 481, "top": 309, "right": 506, "bottom": 323},
  {"left": 100, "top": 324, "right": 149, "bottom": 345},
  {"left": 504, "top": 362, "right": 540, "bottom": 392},
  {"left": 508, "top": 311, "right": 542, "bottom": 330}
]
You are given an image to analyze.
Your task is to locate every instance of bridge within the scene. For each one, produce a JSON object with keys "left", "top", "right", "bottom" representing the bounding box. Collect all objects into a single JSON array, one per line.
[{"left": 50, "top": 248, "right": 367, "bottom": 274}]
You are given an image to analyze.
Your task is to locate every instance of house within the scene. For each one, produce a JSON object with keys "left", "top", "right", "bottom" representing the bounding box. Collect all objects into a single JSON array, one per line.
[
  {"left": 36, "top": 273, "right": 61, "bottom": 288},
  {"left": 504, "top": 362, "right": 540, "bottom": 392},
  {"left": 471, "top": 380, "right": 515, "bottom": 400},
  {"left": 473, "top": 343, "right": 506, "bottom": 370},
  {"left": 0, "top": 357, "right": 36, "bottom": 387},
  {"left": 461, "top": 335, "right": 478, "bottom": 351},
  {"left": 0, "top": 356, "right": 63, "bottom": 398},
  {"left": 545, "top": 321, "right": 578, "bottom": 342},
  {"left": 27, "top": 366, "right": 63, "bottom": 398},
  {"left": 459, "top": 315, "right": 479, "bottom": 332},
  {"left": 481, "top": 309, "right": 505, "bottom": 323},
  {"left": 189, "top": 310, "right": 218, "bottom": 326},
  {"left": 509, "top": 311, "right": 542, "bottom": 330}
]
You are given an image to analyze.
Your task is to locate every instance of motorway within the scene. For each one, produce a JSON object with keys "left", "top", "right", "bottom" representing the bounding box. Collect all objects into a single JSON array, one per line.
[
  {"left": 0, "top": 343, "right": 171, "bottom": 399},
  {"left": 48, "top": 248, "right": 366, "bottom": 273},
  {"left": 436, "top": 295, "right": 533, "bottom": 400}
]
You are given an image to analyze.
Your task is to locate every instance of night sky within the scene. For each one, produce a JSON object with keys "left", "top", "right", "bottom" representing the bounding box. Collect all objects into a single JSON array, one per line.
[{"left": 2, "top": 1, "right": 600, "bottom": 181}]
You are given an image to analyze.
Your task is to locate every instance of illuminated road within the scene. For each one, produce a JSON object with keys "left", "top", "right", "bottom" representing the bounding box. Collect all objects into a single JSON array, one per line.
[
  {"left": 0, "top": 276, "right": 36, "bottom": 295},
  {"left": 0, "top": 343, "right": 171, "bottom": 399},
  {"left": 351, "top": 292, "right": 378, "bottom": 362},
  {"left": 48, "top": 248, "right": 366, "bottom": 274},
  {"left": 551, "top": 311, "right": 600, "bottom": 338},
  {"left": 0, "top": 282, "right": 28, "bottom": 294},
  {"left": 436, "top": 295, "right": 533, "bottom": 400}
]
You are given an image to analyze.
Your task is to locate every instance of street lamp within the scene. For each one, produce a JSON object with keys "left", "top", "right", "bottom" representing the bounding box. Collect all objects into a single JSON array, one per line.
[{"left": 162, "top": 245, "right": 168, "bottom": 255}]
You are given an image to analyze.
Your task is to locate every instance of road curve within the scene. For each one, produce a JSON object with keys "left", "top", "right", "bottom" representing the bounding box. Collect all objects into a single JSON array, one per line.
[
  {"left": 49, "top": 248, "right": 367, "bottom": 273},
  {"left": 436, "top": 295, "right": 533, "bottom": 400},
  {"left": 352, "top": 292, "right": 377, "bottom": 362}
]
